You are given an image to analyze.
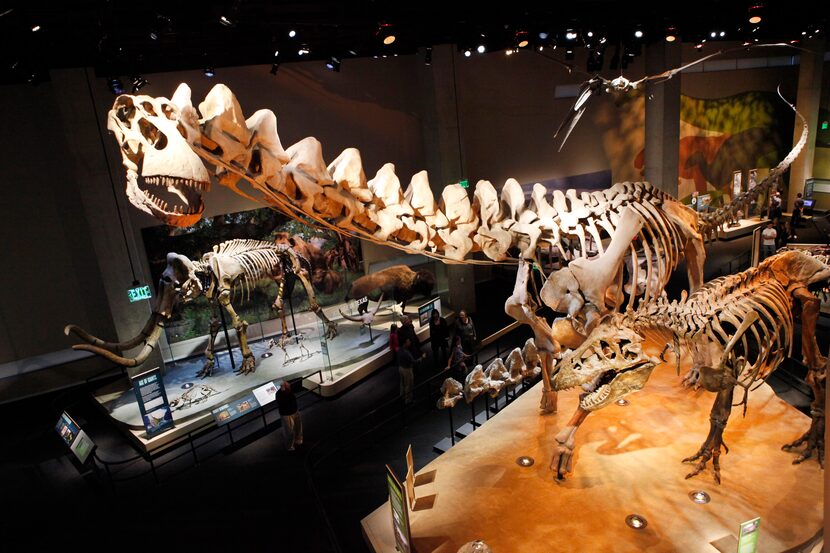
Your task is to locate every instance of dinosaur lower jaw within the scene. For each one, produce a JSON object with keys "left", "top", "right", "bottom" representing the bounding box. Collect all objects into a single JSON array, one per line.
[
  {"left": 578, "top": 361, "right": 654, "bottom": 411},
  {"left": 138, "top": 175, "right": 208, "bottom": 226}
]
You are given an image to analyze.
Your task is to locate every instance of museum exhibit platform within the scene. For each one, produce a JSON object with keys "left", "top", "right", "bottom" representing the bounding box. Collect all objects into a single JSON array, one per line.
[
  {"left": 717, "top": 216, "right": 767, "bottom": 240},
  {"left": 92, "top": 300, "right": 444, "bottom": 453},
  {"left": 362, "top": 350, "right": 823, "bottom": 553}
]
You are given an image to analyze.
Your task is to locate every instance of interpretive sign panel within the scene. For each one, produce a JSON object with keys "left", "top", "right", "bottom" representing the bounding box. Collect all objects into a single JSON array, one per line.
[
  {"left": 405, "top": 445, "right": 416, "bottom": 510},
  {"left": 732, "top": 170, "right": 742, "bottom": 199},
  {"left": 418, "top": 298, "right": 442, "bottom": 328},
  {"left": 737, "top": 517, "right": 761, "bottom": 553},
  {"left": 55, "top": 412, "right": 95, "bottom": 464},
  {"left": 386, "top": 464, "right": 411, "bottom": 553},
  {"left": 252, "top": 381, "right": 278, "bottom": 407},
  {"left": 211, "top": 393, "right": 261, "bottom": 426},
  {"left": 131, "top": 367, "right": 174, "bottom": 438}
]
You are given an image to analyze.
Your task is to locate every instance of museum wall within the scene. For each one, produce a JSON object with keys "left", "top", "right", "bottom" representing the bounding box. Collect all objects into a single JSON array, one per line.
[
  {"left": 0, "top": 75, "right": 117, "bottom": 364},
  {"left": 813, "top": 59, "right": 830, "bottom": 180}
]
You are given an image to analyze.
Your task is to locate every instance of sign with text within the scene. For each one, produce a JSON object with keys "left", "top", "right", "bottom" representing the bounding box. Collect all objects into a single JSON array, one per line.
[
  {"left": 55, "top": 412, "right": 96, "bottom": 464},
  {"left": 386, "top": 464, "right": 411, "bottom": 553},
  {"left": 748, "top": 169, "right": 758, "bottom": 191},
  {"left": 252, "top": 381, "right": 278, "bottom": 407},
  {"left": 737, "top": 517, "right": 761, "bottom": 553},
  {"left": 211, "top": 393, "right": 261, "bottom": 426},
  {"left": 418, "top": 298, "right": 442, "bottom": 328},
  {"left": 128, "top": 285, "right": 152, "bottom": 303},
  {"left": 732, "top": 170, "right": 742, "bottom": 198},
  {"left": 132, "top": 367, "right": 175, "bottom": 438}
]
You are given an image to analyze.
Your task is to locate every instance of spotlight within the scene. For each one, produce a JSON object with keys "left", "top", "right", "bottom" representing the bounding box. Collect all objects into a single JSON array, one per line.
[
  {"left": 587, "top": 31, "right": 594, "bottom": 38},
  {"left": 710, "top": 31, "right": 717, "bottom": 38},
  {"left": 274, "top": 50, "right": 279, "bottom": 57},
  {"left": 538, "top": 31, "right": 549, "bottom": 40},
  {"left": 565, "top": 30, "right": 577, "bottom": 40},
  {"left": 149, "top": 30, "right": 159, "bottom": 40},
  {"left": 377, "top": 23, "right": 396, "bottom": 45},
  {"left": 515, "top": 30, "right": 529, "bottom": 48},
  {"left": 219, "top": 15, "right": 233, "bottom": 27},
  {"left": 748, "top": 4, "right": 763, "bottom": 24},
  {"left": 516, "top": 456, "right": 535, "bottom": 467},
  {"left": 634, "top": 28, "right": 644, "bottom": 38},
  {"left": 665, "top": 26, "right": 677, "bottom": 42},
  {"left": 325, "top": 56, "right": 341, "bottom": 72},
  {"left": 298, "top": 46, "right": 309, "bottom": 55},
  {"left": 477, "top": 44, "right": 486, "bottom": 54},
  {"left": 505, "top": 48, "right": 514, "bottom": 56},
  {"left": 424, "top": 46, "right": 432, "bottom": 65},
  {"left": 31, "top": 24, "right": 41, "bottom": 32},
  {"left": 464, "top": 49, "right": 471, "bottom": 57},
  {"left": 694, "top": 42, "right": 704, "bottom": 49},
  {"left": 625, "top": 514, "right": 648, "bottom": 529},
  {"left": 270, "top": 63, "right": 280, "bottom": 75},
  {"left": 565, "top": 48, "right": 574, "bottom": 60},
  {"left": 689, "top": 490, "right": 711, "bottom": 504},
  {"left": 130, "top": 75, "right": 149, "bottom": 92},
  {"left": 719, "top": 31, "right": 726, "bottom": 37},
  {"left": 599, "top": 36, "right": 607, "bottom": 44},
  {"left": 288, "top": 29, "right": 297, "bottom": 38},
  {"left": 538, "top": 46, "right": 543, "bottom": 51},
  {"left": 204, "top": 67, "right": 215, "bottom": 77},
  {"left": 108, "top": 77, "right": 125, "bottom": 95}
]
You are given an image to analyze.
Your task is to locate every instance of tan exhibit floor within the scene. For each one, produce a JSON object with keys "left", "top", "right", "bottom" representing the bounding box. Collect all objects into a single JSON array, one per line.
[{"left": 362, "top": 346, "right": 823, "bottom": 553}]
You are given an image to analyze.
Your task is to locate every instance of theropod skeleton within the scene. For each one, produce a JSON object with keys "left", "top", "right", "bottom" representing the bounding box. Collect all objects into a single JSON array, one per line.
[
  {"left": 67, "top": 239, "right": 337, "bottom": 377},
  {"left": 101, "top": 82, "right": 806, "bottom": 410},
  {"left": 551, "top": 250, "right": 830, "bottom": 482}
]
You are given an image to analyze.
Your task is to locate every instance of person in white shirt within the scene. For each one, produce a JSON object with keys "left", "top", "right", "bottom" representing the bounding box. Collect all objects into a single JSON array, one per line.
[{"left": 761, "top": 222, "right": 777, "bottom": 260}]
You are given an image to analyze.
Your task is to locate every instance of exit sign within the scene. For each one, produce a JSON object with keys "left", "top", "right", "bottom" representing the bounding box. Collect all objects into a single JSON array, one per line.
[
  {"left": 822, "top": 121, "right": 829, "bottom": 130},
  {"left": 459, "top": 179, "right": 469, "bottom": 189},
  {"left": 128, "top": 285, "right": 152, "bottom": 303}
]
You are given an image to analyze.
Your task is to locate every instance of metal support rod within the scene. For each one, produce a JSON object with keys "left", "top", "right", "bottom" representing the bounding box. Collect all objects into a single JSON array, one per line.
[
  {"left": 449, "top": 406, "right": 456, "bottom": 446},
  {"left": 288, "top": 296, "right": 299, "bottom": 343},
  {"left": 217, "top": 302, "right": 237, "bottom": 371}
]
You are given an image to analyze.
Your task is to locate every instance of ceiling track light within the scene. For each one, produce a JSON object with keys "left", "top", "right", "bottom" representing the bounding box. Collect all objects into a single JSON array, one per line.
[
  {"left": 204, "top": 67, "right": 215, "bottom": 77},
  {"left": 634, "top": 27, "right": 644, "bottom": 39},
  {"left": 665, "top": 26, "right": 677, "bottom": 42},
  {"left": 515, "top": 30, "right": 529, "bottom": 48},
  {"left": 219, "top": 15, "right": 234, "bottom": 27},
  {"left": 463, "top": 49, "right": 471, "bottom": 58},
  {"left": 565, "top": 30, "right": 577, "bottom": 40},
  {"left": 377, "top": 23, "right": 396, "bottom": 45},
  {"left": 130, "top": 75, "right": 149, "bottom": 92},
  {"left": 288, "top": 29, "right": 297, "bottom": 38},
  {"left": 424, "top": 46, "right": 432, "bottom": 66},
  {"left": 748, "top": 3, "right": 763, "bottom": 24},
  {"left": 31, "top": 24, "right": 41, "bottom": 32}
]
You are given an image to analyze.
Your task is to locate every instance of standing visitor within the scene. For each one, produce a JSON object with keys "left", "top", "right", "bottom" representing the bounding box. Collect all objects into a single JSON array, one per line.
[
  {"left": 397, "top": 336, "right": 421, "bottom": 404},
  {"left": 447, "top": 335, "right": 472, "bottom": 380},
  {"left": 398, "top": 316, "right": 420, "bottom": 356},
  {"left": 761, "top": 221, "right": 777, "bottom": 260},
  {"left": 429, "top": 309, "right": 450, "bottom": 369},
  {"left": 276, "top": 381, "right": 303, "bottom": 451},
  {"left": 455, "top": 310, "right": 477, "bottom": 361},
  {"left": 389, "top": 324, "right": 399, "bottom": 357}
]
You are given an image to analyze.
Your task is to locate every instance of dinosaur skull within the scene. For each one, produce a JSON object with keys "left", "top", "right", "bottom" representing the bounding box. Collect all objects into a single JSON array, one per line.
[
  {"left": 552, "top": 318, "right": 658, "bottom": 411},
  {"left": 158, "top": 253, "right": 204, "bottom": 317},
  {"left": 107, "top": 84, "right": 209, "bottom": 226}
]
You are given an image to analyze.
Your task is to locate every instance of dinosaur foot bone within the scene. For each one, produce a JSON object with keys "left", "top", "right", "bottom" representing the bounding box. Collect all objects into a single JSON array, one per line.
[
  {"left": 682, "top": 436, "right": 730, "bottom": 484},
  {"left": 782, "top": 409, "right": 824, "bottom": 467},
  {"left": 196, "top": 360, "right": 215, "bottom": 378},
  {"left": 233, "top": 354, "right": 257, "bottom": 375}
]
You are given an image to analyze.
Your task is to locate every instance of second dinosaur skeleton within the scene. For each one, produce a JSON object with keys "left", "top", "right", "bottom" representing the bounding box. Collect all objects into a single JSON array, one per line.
[
  {"left": 550, "top": 250, "right": 830, "bottom": 482},
  {"left": 66, "top": 239, "right": 337, "bottom": 376}
]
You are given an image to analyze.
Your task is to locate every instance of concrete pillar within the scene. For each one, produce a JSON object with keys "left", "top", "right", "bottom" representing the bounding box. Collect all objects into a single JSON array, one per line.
[
  {"left": 644, "top": 42, "right": 681, "bottom": 197},
  {"left": 417, "top": 45, "right": 476, "bottom": 313},
  {"left": 788, "top": 38, "right": 825, "bottom": 208},
  {"left": 50, "top": 68, "right": 163, "bottom": 376}
]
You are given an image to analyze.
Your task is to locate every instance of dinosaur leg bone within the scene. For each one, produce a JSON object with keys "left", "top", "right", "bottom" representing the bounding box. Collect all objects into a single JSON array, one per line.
[
  {"left": 295, "top": 270, "right": 338, "bottom": 339},
  {"left": 217, "top": 290, "right": 256, "bottom": 375},
  {"left": 550, "top": 406, "right": 590, "bottom": 480},
  {"left": 683, "top": 386, "right": 735, "bottom": 484},
  {"left": 196, "top": 303, "right": 221, "bottom": 378}
]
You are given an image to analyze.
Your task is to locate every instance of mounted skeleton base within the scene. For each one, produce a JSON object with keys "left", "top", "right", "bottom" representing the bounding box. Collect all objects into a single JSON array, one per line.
[
  {"left": 66, "top": 239, "right": 337, "bottom": 377},
  {"left": 550, "top": 250, "right": 830, "bottom": 482}
]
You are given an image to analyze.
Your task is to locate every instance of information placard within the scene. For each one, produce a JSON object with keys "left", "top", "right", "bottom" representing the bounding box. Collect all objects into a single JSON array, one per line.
[
  {"left": 418, "top": 298, "right": 442, "bottom": 328},
  {"left": 252, "top": 381, "right": 278, "bottom": 407},
  {"left": 732, "top": 170, "right": 742, "bottom": 199},
  {"left": 132, "top": 367, "right": 175, "bottom": 438},
  {"left": 386, "top": 464, "right": 411, "bottom": 553},
  {"left": 737, "top": 517, "right": 761, "bottom": 553},
  {"left": 55, "top": 412, "right": 95, "bottom": 464},
  {"left": 211, "top": 393, "right": 261, "bottom": 426}
]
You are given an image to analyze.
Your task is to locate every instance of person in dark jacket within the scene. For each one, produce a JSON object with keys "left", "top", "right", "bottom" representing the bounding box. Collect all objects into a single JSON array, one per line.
[
  {"left": 276, "top": 380, "right": 303, "bottom": 451},
  {"left": 397, "top": 316, "right": 420, "bottom": 356},
  {"left": 454, "top": 310, "right": 477, "bottom": 362},
  {"left": 397, "top": 336, "right": 423, "bottom": 404},
  {"left": 428, "top": 309, "right": 450, "bottom": 368}
]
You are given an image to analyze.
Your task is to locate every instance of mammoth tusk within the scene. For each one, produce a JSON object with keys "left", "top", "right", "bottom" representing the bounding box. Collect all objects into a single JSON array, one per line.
[
  {"left": 72, "top": 322, "right": 165, "bottom": 367},
  {"left": 338, "top": 308, "right": 364, "bottom": 323},
  {"left": 65, "top": 313, "right": 164, "bottom": 353}
]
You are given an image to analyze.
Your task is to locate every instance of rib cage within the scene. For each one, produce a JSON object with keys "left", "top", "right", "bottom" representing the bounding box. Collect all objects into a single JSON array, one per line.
[
  {"left": 636, "top": 264, "right": 795, "bottom": 389},
  {"left": 206, "top": 239, "right": 296, "bottom": 302}
]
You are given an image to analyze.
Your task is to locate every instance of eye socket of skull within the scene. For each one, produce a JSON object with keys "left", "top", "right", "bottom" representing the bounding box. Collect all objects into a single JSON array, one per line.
[
  {"left": 114, "top": 97, "right": 135, "bottom": 127},
  {"left": 141, "top": 101, "right": 158, "bottom": 117},
  {"left": 137, "top": 118, "right": 168, "bottom": 150}
]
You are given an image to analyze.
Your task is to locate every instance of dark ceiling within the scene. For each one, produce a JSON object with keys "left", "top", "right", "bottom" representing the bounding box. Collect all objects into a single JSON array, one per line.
[{"left": 0, "top": 1, "right": 824, "bottom": 85}]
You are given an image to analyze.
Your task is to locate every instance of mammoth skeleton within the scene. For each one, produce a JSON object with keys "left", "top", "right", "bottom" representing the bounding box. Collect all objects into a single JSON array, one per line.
[{"left": 67, "top": 239, "right": 337, "bottom": 377}]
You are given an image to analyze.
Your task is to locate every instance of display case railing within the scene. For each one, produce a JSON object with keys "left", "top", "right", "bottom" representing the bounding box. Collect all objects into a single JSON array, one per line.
[{"left": 90, "top": 369, "right": 326, "bottom": 493}]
